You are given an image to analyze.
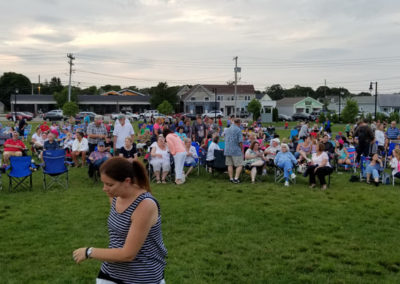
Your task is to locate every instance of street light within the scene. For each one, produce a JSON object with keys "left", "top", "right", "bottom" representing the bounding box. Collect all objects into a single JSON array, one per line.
[{"left": 369, "top": 82, "right": 378, "bottom": 119}]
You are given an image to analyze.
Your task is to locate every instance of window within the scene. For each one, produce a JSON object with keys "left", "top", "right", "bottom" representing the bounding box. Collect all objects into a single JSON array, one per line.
[
  {"left": 191, "top": 97, "right": 196, "bottom": 101},
  {"left": 205, "top": 97, "right": 209, "bottom": 101}
]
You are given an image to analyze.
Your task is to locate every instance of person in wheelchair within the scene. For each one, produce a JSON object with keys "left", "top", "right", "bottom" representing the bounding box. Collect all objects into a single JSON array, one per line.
[
  {"left": 365, "top": 153, "right": 383, "bottom": 186},
  {"left": 88, "top": 142, "right": 112, "bottom": 178},
  {"left": 274, "top": 143, "right": 297, "bottom": 187},
  {"left": 150, "top": 135, "right": 170, "bottom": 184},
  {"left": 244, "top": 141, "right": 267, "bottom": 184}
]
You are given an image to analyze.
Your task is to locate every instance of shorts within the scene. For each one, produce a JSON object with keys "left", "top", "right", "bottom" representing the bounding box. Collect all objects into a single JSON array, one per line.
[{"left": 225, "top": 155, "right": 243, "bottom": 167}]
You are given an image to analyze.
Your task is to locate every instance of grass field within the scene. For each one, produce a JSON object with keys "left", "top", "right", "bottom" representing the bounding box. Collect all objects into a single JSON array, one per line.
[{"left": 1, "top": 121, "right": 400, "bottom": 283}]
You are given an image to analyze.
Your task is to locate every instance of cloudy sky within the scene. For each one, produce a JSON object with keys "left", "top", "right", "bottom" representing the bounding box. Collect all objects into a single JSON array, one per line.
[{"left": 1, "top": 0, "right": 399, "bottom": 94}]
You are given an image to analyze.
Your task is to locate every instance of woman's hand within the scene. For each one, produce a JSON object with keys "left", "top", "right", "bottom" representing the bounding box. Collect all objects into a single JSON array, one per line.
[{"left": 73, "top": 247, "right": 87, "bottom": 264}]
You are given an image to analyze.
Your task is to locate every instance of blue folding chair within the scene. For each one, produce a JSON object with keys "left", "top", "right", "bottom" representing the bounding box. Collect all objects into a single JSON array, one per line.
[
  {"left": 42, "top": 149, "right": 69, "bottom": 190},
  {"left": 185, "top": 142, "right": 200, "bottom": 175},
  {"left": 7, "top": 156, "right": 35, "bottom": 192}
]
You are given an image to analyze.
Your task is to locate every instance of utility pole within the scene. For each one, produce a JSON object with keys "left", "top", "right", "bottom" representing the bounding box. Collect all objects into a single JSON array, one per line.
[
  {"left": 339, "top": 88, "right": 344, "bottom": 121},
  {"left": 233, "top": 56, "right": 239, "bottom": 117},
  {"left": 38, "top": 74, "right": 41, "bottom": 95},
  {"left": 67, "top": 53, "right": 75, "bottom": 102},
  {"left": 370, "top": 82, "right": 378, "bottom": 119}
]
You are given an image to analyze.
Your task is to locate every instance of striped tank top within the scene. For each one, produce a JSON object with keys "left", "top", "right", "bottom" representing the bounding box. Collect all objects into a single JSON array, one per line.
[{"left": 101, "top": 192, "right": 167, "bottom": 283}]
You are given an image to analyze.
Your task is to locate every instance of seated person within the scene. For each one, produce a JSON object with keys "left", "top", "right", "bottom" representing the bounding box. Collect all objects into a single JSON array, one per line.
[
  {"left": 39, "top": 121, "right": 50, "bottom": 133},
  {"left": 43, "top": 133, "right": 60, "bottom": 151},
  {"left": 176, "top": 126, "right": 188, "bottom": 141},
  {"left": 183, "top": 138, "right": 198, "bottom": 178},
  {"left": 63, "top": 132, "right": 74, "bottom": 151},
  {"left": 206, "top": 135, "right": 220, "bottom": 172},
  {"left": 304, "top": 143, "right": 333, "bottom": 190},
  {"left": 119, "top": 137, "right": 138, "bottom": 162},
  {"left": 295, "top": 136, "right": 312, "bottom": 163},
  {"left": 335, "top": 140, "right": 352, "bottom": 166},
  {"left": 365, "top": 153, "right": 383, "bottom": 186},
  {"left": 264, "top": 138, "right": 281, "bottom": 166},
  {"left": 244, "top": 141, "right": 267, "bottom": 184},
  {"left": 274, "top": 143, "right": 297, "bottom": 187},
  {"left": 104, "top": 135, "right": 114, "bottom": 155},
  {"left": 150, "top": 135, "right": 170, "bottom": 184},
  {"left": 88, "top": 141, "right": 112, "bottom": 177},
  {"left": 31, "top": 127, "right": 44, "bottom": 154},
  {"left": 322, "top": 134, "right": 335, "bottom": 159},
  {"left": 3, "top": 131, "right": 27, "bottom": 166},
  {"left": 71, "top": 131, "right": 89, "bottom": 167},
  {"left": 390, "top": 149, "right": 400, "bottom": 180}
]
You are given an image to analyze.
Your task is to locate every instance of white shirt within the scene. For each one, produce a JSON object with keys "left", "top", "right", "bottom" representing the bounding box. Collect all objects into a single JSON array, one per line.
[
  {"left": 32, "top": 133, "right": 44, "bottom": 145},
  {"left": 185, "top": 146, "right": 198, "bottom": 164},
  {"left": 72, "top": 137, "right": 89, "bottom": 152},
  {"left": 113, "top": 122, "right": 135, "bottom": 149},
  {"left": 375, "top": 130, "right": 385, "bottom": 146},
  {"left": 207, "top": 142, "right": 221, "bottom": 161},
  {"left": 312, "top": 152, "right": 331, "bottom": 168}
]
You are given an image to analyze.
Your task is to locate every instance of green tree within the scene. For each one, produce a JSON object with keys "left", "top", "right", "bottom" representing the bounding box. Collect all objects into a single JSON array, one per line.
[
  {"left": 0, "top": 72, "right": 31, "bottom": 108},
  {"left": 63, "top": 101, "right": 79, "bottom": 117},
  {"left": 247, "top": 99, "right": 261, "bottom": 120},
  {"left": 331, "top": 113, "right": 339, "bottom": 123},
  {"left": 341, "top": 99, "right": 359, "bottom": 123},
  {"left": 53, "top": 87, "right": 78, "bottom": 108},
  {"left": 81, "top": 86, "right": 98, "bottom": 95},
  {"left": 157, "top": 100, "right": 173, "bottom": 115},
  {"left": 272, "top": 107, "right": 279, "bottom": 122},
  {"left": 389, "top": 112, "right": 400, "bottom": 123},
  {"left": 100, "top": 85, "right": 121, "bottom": 92},
  {"left": 149, "top": 82, "right": 179, "bottom": 109},
  {"left": 315, "top": 86, "right": 331, "bottom": 99},
  {"left": 266, "top": 84, "right": 285, "bottom": 100},
  {"left": 284, "top": 85, "right": 315, "bottom": 98},
  {"left": 319, "top": 112, "right": 326, "bottom": 124}
]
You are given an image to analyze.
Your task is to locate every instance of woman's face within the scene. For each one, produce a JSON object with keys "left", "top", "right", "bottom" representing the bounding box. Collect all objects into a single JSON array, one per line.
[
  {"left": 282, "top": 146, "right": 287, "bottom": 152},
  {"left": 253, "top": 143, "right": 259, "bottom": 151},
  {"left": 372, "top": 154, "right": 378, "bottom": 161},
  {"left": 101, "top": 174, "right": 123, "bottom": 198},
  {"left": 158, "top": 137, "right": 165, "bottom": 144},
  {"left": 125, "top": 138, "right": 132, "bottom": 147},
  {"left": 179, "top": 128, "right": 183, "bottom": 133},
  {"left": 185, "top": 141, "right": 191, "bottom": 148}
]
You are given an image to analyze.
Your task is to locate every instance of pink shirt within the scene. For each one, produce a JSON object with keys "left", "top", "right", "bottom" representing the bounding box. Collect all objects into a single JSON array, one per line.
[{"left": 166, "top": 133, "right": 185, "bottom": 155}]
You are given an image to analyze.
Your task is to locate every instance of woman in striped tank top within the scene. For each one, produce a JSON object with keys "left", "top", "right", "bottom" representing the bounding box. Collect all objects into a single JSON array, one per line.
[{"left": 73, "top": 157, "right": 167, "bottom": 284}]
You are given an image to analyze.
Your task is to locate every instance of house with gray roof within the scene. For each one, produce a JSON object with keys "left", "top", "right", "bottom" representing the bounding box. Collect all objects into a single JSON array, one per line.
[{"left": 276, "top": 97, "right": 323, "bottom": 116}]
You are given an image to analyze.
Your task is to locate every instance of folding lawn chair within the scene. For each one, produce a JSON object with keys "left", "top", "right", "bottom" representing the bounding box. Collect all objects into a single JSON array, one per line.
[
  {"left": 42, "top": 149, "right": 69, "bottom": 190},
  {"left": 211, "top": 149, "right": 227, "bottom": 175},
  {"left": 336, "top": 147, "right": 356, "bottom": 173},
  {"left": 7, "top": 156, "right": 35, "bottom": 192}
]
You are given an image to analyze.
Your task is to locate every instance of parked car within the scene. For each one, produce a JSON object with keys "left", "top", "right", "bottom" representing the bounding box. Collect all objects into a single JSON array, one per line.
[
  {"left": 238, "top": 110, "right": 250, "bottom": 118},
  {"left": 278, "top": 114, "right": 293, "bottom": 121},
  {"left": 43, "top": 110, "right": 65, "bottom": 121},
  {"left": 140, "top": 110, "right": 160, "bottom": 120},
  {"left": 75, "top": 111, "right": 97, "bottom": 123},
  {"left": 182, "top": 113, "right": 197, "bottom": 120},
  {"left": 292, "top": 112, "right": 312, "bottom": 121},
  {"left": 202, "top": 110, "right": 224, "bottom": 119},
  {"left": 6, "top": 112, "right": 33, "bottom": 121},
  {"left": 125, "top": 111, "right": 140, "bottom": 121}
]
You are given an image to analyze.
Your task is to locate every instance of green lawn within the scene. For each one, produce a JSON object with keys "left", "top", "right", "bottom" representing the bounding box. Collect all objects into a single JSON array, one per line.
[{"left": 1, "top": 121, "right": 400, "bottom": 283}]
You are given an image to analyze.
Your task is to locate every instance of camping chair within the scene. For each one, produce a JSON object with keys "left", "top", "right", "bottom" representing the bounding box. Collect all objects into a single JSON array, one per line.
[
  {"left": 7, "top": 156, "right": 35, "bottom": 192},
  {"left": 359, "top": 155, "right": 383, "bottom": 184},
  {"left": 274, "top": 163, "right": 297, "bottom": 184},
  {"left": 211, "top": 149, "right": 227, "bottom": 175},
  {"left": 42, "top": 149, "right": 69, "bottom": 190},
  {"left": 336, "top": 147, "right": 356, "bottom": 173}
]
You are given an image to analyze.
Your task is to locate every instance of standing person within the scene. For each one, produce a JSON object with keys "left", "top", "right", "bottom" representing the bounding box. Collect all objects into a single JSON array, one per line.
[
  {"left": 284, "top": 120, "right": 289, "bottom": 130},
  {"left": 375, "top": 124, "right": 385, "bottom": 154},
  {"left": 224, "top": 118, "right": 243, "bottom": 184},
  {"left": 163, "top": 128, "right": 186, "bottom": 185},
  {"left": 87, "top": 115, "right": 108, "bottom": 153},
  {"left": 325, "top": 119, "right": 332, "bottom": 134},
  {"left": 73, "top": 157, "right": 167, "bottom": 283},
  {"left": 304, "top": 143, "right": 333, "bottom": 190},
  {"left": 298, "top": 121, "right": 309, "bottom": 140},
  {"left": 386, "top": 121, "right": 400, "bottom": 148},
  {"left": 113, "top": 115, "right": 135, "bottom": 156},
  {"left": 354, "top": 119, "right": 374, "bottom": 162},
  {"left": 18, "top": 117, "right": 27, "bottom": 137},
  {"left": 192, "top": 115, "right": 207, "bottom": 145}
]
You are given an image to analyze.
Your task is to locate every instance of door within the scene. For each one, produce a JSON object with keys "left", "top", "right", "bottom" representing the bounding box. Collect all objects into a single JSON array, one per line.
[{"left": 195, "top": 105, "right": 203, "bottom": 114}]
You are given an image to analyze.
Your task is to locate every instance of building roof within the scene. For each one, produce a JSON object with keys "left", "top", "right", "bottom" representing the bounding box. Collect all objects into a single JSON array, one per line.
[
  {"left": 276, "top": 97, "right": 306, "bottom": 107},
  {"left": 349, "top": 96, "right": 375, "bottom": 105},
  {"left": 11, "top": 94, "right": 150, "bottom": 105},
  {"left": 180, "top": 84, "right": 255, "bottom": 101},
  {"left": 378, "top": 94, "right": 400, "bottom": 106},
  {"left": 100, "top": 89, "right": 148, "bottom": 96}
]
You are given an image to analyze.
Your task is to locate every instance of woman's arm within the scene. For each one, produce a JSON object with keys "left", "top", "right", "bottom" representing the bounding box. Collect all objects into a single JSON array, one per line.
[{"left": 73, "top": 199, "right": 158, "bottom": 263}]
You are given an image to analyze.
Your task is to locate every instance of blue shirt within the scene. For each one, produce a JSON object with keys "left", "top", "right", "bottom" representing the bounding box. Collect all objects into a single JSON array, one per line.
[
  {"left": 224, "top": 124, "right": 243, "bottom": 157},
  {"left": 44, "top": 140, "right": 60, "bottom": 151},
  {"left": 386, "top": 127, "right": 400, "bottom": 139}
]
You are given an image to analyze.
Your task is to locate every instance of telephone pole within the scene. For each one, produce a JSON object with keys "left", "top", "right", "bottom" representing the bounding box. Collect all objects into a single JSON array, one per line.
[
  {"left": 233, "top": 56, "right": 238, "bottom": 117},
  {"left": 67, "top": 53, "right": 75, "bottom": 102}
]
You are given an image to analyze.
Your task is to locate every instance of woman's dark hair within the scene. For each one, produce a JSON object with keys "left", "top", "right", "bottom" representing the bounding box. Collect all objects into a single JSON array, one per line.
[
  {"left": 250, "top": 141, "right": 259, "bottom": 150},
  {"left": 317, "top": 143, "right": 325, "bottom": 152},
  {"left": 213, "top": 135, "right": 219, "bottom": 144},
  {"left": 163, "top": 128, "right": 173, "bottom": 138},
  {"left": 76, "top": 131, "right": 84, "bottom": 138},
  {"left": 100, "top": 157, "right": 150, "bottom": 192}
]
